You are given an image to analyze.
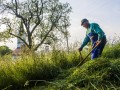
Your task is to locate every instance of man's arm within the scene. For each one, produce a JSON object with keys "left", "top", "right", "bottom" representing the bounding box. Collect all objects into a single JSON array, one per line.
[{"left": 79, "top": 35, "right": 90, "bottom": 51}]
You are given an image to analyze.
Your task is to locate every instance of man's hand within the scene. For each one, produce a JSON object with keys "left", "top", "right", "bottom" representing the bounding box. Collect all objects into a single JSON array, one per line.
[
  {"left": 96, "top": 40, "right": 101, "bottom": 46},
  {"left": 78, "top": 47, "right": 83, "bottom": 52}
]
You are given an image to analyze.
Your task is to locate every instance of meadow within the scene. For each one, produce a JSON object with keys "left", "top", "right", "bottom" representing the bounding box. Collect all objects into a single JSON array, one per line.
[{"left": 0, "top": 43, "right": 120, "bottom": 90}]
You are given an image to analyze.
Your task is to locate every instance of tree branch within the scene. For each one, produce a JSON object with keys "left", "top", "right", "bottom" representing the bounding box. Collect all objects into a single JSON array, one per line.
[
  {"left": 30, "top": 0, "right": 43, "bottom": 35},
  {"left": 34, "top": 14, "right": 62, "bottom": 51},
  {"left": 9, "top": 32, "right": 29, "bottom": 48},
  {"left": 34, "top": 24, "right": 54, "bottom": 51}
]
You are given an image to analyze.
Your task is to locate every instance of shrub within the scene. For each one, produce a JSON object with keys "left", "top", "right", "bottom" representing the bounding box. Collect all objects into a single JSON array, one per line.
[
  {"left": 0, "top": 46, "right": 12, "bottom": 56},
  {"left": 103, "top": 44, "right": 120, "bottom": 59}
]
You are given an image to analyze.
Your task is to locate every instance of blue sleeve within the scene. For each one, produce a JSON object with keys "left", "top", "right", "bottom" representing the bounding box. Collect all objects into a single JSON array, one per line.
[{"left": 80, "top": 35, "right": 90, "bottom": 49}]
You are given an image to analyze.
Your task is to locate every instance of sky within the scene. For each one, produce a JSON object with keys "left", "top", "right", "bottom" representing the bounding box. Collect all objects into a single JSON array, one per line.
[
  {"left": 0, "top": 0, "right": 120, "bottom": 50},
  {"left": 59, "top": 0, "right": 120, "bottom": 43}
]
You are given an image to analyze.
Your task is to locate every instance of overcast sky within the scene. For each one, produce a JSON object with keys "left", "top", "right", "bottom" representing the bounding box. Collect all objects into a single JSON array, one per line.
[
  {"left": 60, "top": 0, "right": 120, "bottom": 43},
  {"left": 0, "top": 0, "right": 120, "bottom": 50}
]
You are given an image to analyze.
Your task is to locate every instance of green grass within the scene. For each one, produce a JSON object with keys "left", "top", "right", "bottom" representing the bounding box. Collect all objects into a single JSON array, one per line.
[
  {"left": 0, "top": 43, "right": 120, "bottom": 90},
  {"left": 0, "top": 50, "right": 80, "bottom": 90},
  {"left": 31, "top": 58, "right": 120, "bottom": 90}
]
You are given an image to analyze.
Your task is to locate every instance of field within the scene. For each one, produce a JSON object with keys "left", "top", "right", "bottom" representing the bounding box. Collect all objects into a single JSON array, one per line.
[{"left": 0, "top": 43, "right": 120, "bottom": 90}]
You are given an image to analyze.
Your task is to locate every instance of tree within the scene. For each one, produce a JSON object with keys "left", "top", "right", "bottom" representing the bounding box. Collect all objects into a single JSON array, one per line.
[
  {"left": 0, "top": 0, "right": 72, "bottom": 51},
  {"left": 0, "top": 46, "right": 12, "bottom": 56}
]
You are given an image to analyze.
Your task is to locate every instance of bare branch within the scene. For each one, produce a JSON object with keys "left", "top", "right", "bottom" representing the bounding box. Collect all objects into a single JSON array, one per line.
[
  {"left": 10, "top": 32, "right": 29, "bottom": 47},
  {"left": 30, "top": 0, "right": 43, "bottom": 35},
  {"left": 34, "top": 14, "right": 62, "bottom": 51}
]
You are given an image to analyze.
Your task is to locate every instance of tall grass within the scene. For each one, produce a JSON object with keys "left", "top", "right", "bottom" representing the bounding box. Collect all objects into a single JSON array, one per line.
[
  {"left": 102, "top": 43, "right": 120, "bottom": 59},
  {"left": 0, "top": 42, "right": 120, "bottom": 90},
  {"left": 31, "top": 43, "right": 120, "bottom": 90},
  {"left": 32, "top": 57, "right": 120, "bottom": 90},
  {"left": 0, "top": 49, "right": 80, "bottom": 89}
]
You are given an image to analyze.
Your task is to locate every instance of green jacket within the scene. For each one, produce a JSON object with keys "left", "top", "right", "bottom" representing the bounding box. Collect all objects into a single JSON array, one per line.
[{"left": 80, "top": 23, "right": 105, "bottom": 49}]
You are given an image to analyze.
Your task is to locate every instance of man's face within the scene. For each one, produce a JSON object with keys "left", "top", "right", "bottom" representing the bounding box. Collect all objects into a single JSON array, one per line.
[{"left": 82, "top": 21, "right": 89, "bottom": 29}]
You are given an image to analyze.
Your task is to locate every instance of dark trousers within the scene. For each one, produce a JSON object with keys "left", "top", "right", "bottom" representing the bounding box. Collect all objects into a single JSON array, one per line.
[{"left": 91, "top": 36, "right": 106, "bottom": 59}]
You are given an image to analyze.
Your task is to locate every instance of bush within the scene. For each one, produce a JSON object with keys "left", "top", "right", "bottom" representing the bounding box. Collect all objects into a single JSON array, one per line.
[
  {"left": 0, "top": 46, "right": 12, "bottom": 56},
  {"left": 103, "top": 44, "right": 120, "bottom": 59}
]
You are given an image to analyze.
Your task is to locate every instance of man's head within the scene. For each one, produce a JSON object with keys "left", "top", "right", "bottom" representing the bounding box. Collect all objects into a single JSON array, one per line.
[{"left": 81, "top": 18, "right": 89, "bottom": 29}]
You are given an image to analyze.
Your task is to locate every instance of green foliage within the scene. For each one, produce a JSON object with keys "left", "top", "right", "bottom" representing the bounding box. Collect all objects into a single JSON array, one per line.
[
  {"left": 0, "top": 0, "right": 72, "bottom": 50},
  {"left": 103, "top": 44, "right": 120, "bottom": 59},
  {"left": 36, "top": 58, "right": 120, "bottom": 90},
  {"left": 0, "top": 49, "right": 80, "bottom": 90},
  {"left": 0, "top": 43, "right": 120, "bottom": 90},
  {"left": 31, "top": 44, "right": 120, "bottom": 90},
  {"left": 0, "top": 31, "right": 11, "bottom": 42},
  {"left": 0, "top": 46, "right": 12, "bottom": 56},
  {"left": 51, "top": 49, "right": 80, "bottom": 69}
]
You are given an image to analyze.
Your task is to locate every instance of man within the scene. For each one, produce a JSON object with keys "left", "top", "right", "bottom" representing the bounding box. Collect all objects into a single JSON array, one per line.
[{"left": 79, "top": 18, "right": 106, "bottom": 59}]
